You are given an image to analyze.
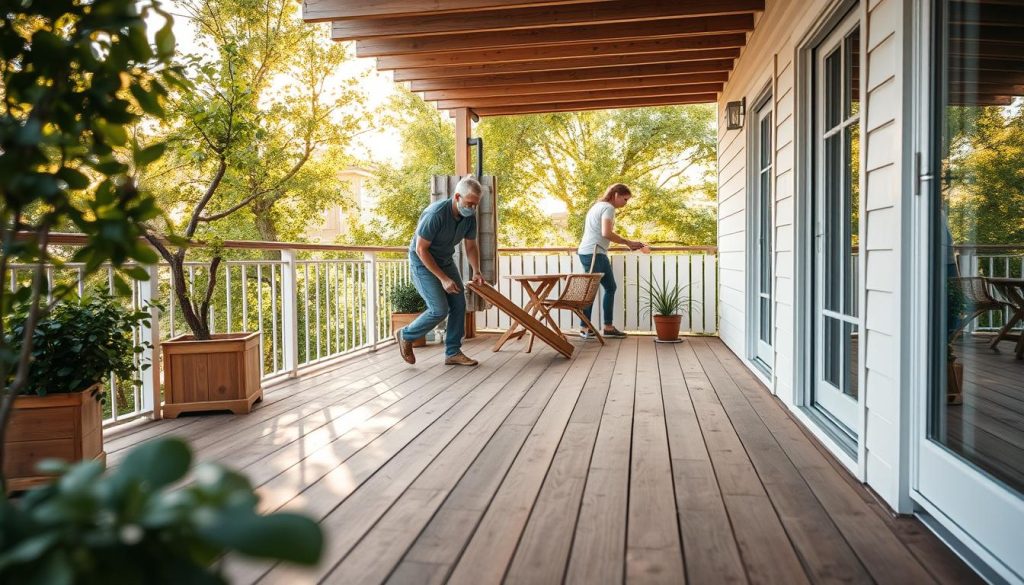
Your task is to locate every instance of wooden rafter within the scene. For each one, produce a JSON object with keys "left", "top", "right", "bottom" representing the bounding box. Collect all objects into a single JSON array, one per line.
[
  {"left": 303, "top": 0, "right": 616, "bottom": 21},
  {"left": 392, "top": 47, "right": 740, "bottom": 81},
  {"left": 375, "top": 34, "right": 748, "bottom": 69},
  {"left": 420, "top": 71, "right": 729, "bottom": 100},
  {"left": 409, "top": 60, "right": 735, "bottom": 92},
  {"left": 465, "top": 93, "right": 719, "bottom": 116},
  {"left": 352, "top": 15, "right": 755, "bottom": 56},
  {"left": 434, "top": 83, "right": 723, "bottom": 110},
  {"left": 330, "top": 0, "right": 764, "bottom": 40}
]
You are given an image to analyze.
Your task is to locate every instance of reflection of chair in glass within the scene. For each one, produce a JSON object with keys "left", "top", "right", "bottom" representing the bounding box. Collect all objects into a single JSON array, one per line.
[
  {"left": 540, "top": 274, "right": 606, "bottom": 347},
  {"left": 948, "top": 277, "right": 1012, "bottom": 343}
]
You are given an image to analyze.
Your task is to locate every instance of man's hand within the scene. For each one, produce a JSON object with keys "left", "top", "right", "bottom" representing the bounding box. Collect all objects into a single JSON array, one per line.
[
  {"left": 441, "top": 276, "right": 460, "bottom": 294},
  {"left": 471, "top": 272, "right": 485, "bottom": 287}
]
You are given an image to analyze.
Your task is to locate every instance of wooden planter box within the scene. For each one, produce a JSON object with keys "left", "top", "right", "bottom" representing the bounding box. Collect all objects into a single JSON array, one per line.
[
  {"left": 391, "top": 312, "right": 427, "bottom": 347},
  {"left": 162, "top": 332, "right": 262, "bottom": 418},
  {"left": 4, "top": 383, "right": 105, "bottom": 492}
]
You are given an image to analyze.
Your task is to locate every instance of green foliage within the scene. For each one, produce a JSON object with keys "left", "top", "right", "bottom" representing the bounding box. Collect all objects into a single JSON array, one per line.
[
  {"left": 0, "top": 0, "right": 182, "bottom": 486},
  {"left": 944, "top": 105, "right": 1024, "bottom": 246},
  {"left": 359, "top": 91, "right": 717, "bottom": 247},
  {"left": 640, "top": 276, "right": 693, "bottom": 318},
  {"left": 0, "top": 437, "right": 323, "bottom": 584},
  {"left": 388, "top": 282, "right": 426, "bottom": 313},
  {"left": 5, "top": 296, "right": 151, "bottom": 397}
]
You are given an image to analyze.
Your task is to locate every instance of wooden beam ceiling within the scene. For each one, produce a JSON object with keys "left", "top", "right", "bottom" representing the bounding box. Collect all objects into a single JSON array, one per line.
[
  {"left": 374, "top": 34, "right": 748, "bottom": 69},
  {"left": 420, "top": 71, "right": 730, "bottom": 101},
  {"left": 391, "top": 47, "right": 741, "bottom": 81},
  {"left": 302, "top": 1, "right": 766, "bottom": 115},
  {"left": 435, "top": 83, "right": 724, "bottom": 110},
  {"left": 330, "top": 0, "right": 764, "bottom": 39},
  {"left": 466, "top": 93, "right": 720, "bottom": 116},
  {"left": 352, "top": 15, "right": 755, "bottom": 57},
  {"left": 409, "top": 60, "right": 735, "bottom": 92}
]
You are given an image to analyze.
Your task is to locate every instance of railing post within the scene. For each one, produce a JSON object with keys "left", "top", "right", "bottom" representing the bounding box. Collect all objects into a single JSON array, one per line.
[
  {"left": 281, "top": 249, "right": 299, "bottom": 377},
  {"left": 364, "top": 251, "right": 379, "bottom": 349},
  {"left": 140, "top": 262, "right": 162, "bottom": 420}
]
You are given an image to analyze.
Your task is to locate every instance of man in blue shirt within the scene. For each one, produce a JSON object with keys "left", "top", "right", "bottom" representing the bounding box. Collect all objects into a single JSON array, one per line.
[{"left": 395, "top": 176, "right": 485, "bottom": 366}]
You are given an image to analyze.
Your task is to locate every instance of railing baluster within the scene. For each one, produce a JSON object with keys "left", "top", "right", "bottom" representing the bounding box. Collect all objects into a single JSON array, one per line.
[
  {"left": 315, "top": 262, "right": 321, "bottom": 360},
  {"left": 257, "top": 264, "right": 265, "bottom": 375},
  {"left": 271, "top": 263, "right": 278, "bottom": 373},
  {"left": 303, "top": 262, "right": 310, "bottom": 364}
]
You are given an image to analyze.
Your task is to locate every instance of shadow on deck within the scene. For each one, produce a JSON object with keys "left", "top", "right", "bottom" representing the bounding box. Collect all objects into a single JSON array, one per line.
[{"left": 105, "top": 335, "right": 980, "bottom": 584}]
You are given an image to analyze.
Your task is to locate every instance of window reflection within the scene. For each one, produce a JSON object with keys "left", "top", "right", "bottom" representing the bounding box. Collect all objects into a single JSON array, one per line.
[{"left": 935, "top": 0, "right": 1024, "bottom": 494}]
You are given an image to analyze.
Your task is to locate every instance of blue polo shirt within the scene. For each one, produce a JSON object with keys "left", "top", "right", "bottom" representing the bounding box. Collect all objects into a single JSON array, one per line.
[{"left": 409, "top": 199, "right": 477, "bottom": 268}]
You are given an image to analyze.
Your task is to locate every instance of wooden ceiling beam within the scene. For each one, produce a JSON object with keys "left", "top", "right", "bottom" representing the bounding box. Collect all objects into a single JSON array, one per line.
[
  {"left": 420, "top": 71, "right": 730, "bottom": 100},
  {"left": 392, "top": 47, "right": 741, "bottom": 81},
  {"left": 375, "top": 34, "right": 748, "bottom": 69},
  {"left": 331, "top": 0, "right": 763, "bottom": 39},
  {"left": 352, "top": 14, "right": 755, "bottom": 56},
  {"left": 409, "top": 60, "right": 735, "bottom": 91},
  {"left": 434, "top": 83, "right": 723, "bottom": 109},
  {"left": 303, "top": 0, "right": 613, "bottom": 22},
  {"left": 467, "top": 93, "right": 719, "bottom": 117}
]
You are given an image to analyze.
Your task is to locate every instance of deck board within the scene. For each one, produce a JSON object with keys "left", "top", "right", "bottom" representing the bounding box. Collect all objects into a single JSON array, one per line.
[{"left": 103, "top": 335, "right": 981, "bottom": 585}]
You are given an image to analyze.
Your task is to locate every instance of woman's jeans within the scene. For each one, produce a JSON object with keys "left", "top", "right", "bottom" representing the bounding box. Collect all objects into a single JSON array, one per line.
[
  {"left": 577, "top": 253, "right": 616, "bottom": 328},
  {"left": 401, "top": 260, "right": 466, "bottom": 357}
]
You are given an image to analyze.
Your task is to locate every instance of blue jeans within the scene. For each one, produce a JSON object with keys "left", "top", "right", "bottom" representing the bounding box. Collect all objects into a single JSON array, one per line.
[
  {"left": 401, "top": 259, "right": 466, "bottom": 357},
  {"left": 577, "top": 253, "right": 616, "bottom": 328}
]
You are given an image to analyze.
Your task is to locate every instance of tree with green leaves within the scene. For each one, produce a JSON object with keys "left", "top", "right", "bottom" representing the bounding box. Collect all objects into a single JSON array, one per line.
[
  {"left": 0, "top": 0, "right": 183, "bottom": 489},
  {"left": 356, "top": 92, "right": 717, "bottom": 248},
  {"left": 141, "top": 0, "right": 365, "bottom": 339}
]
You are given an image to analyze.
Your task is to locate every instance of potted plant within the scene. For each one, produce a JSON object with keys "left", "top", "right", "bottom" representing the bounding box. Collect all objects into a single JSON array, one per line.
[
  {"left": 0, "top": 437, "right": 322, "bottom": 583},
  {"left": 640, "top": 276, "right": 692, "bottom": 343},
  {"left": 3, "top": 296, "right": 151, "bottom": 491},
  {"left": 389, "top": 282, "right": 428, "bottom": 348}
]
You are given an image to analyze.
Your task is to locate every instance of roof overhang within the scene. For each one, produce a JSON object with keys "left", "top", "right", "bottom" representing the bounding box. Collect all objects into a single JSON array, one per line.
[{"left": 303, "top": 0, "right": 765, "bottom": 117}]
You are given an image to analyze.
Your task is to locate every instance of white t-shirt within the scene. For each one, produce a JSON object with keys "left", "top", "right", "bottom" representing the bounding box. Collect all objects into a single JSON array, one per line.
[{"left": 577, "top": 201, "right": 615, "bottom": 255}]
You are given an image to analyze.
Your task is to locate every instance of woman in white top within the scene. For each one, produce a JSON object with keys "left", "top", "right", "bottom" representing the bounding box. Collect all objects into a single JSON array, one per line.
[{"left": 577, "top": 183, "right": 645, "bottom": 339}]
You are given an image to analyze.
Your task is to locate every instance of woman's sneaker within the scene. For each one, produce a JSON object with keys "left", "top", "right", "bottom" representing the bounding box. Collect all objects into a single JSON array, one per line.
[
  {"left": 579, "top": 329, "right": 597, "bottom": 340},
  {"left": 602, "top": 327, "right": 627, "bottom": 338}
]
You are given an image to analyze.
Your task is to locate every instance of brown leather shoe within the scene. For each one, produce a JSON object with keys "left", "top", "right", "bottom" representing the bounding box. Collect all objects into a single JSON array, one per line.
[
  {"left": 444, "top": 352, "right": 478, "bottom": 366},
  {"left": 395, "top": 329, "right": 415, "bottom": 364}
]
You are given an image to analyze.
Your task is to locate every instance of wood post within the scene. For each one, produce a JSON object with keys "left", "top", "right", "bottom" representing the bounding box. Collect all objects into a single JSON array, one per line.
[
  {"left": 140, "top": 262, "right": 162, "bottom": 419},
  {"left": 281, "top": 249, "right": 299, "bottom": 376},
  {"left": 454, "top": 107, "right": 478, "bottom": 338}
]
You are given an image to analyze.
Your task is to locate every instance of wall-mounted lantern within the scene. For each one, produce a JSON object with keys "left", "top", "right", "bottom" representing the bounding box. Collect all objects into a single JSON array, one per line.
[{"left": 725, "top": 98, "right": 746, "bottom": 130}]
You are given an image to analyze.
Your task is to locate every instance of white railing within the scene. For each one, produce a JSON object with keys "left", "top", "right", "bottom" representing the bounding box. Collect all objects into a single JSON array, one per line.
[
  {"left": 12, "top": 237, "right": 719, "bottom": 426},
  {"left": 479, "top": 247, "right": 719, "bottom": 335},
  {"left": 954, "top": 244, "right": 1024, "bottom": 332},
  {"left": 11, "top": 237, "right": 412, "bottom": 426}
]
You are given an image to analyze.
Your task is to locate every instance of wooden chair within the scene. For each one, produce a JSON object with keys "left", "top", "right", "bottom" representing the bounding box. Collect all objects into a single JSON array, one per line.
[
  {"left": 540, "top": 272, "right": 606, "bottom": 346},
  {"left": 948, "top": 276, "right": 1012, "bottom": 343}
]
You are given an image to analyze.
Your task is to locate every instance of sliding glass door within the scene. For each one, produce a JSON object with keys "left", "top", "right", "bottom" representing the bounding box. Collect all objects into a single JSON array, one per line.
[
  {"left": 916, "top": 0, "right": 1024, "bottom": 580},
  {"left": 812, "top": 10, "right": 861, "bottom": 435}
]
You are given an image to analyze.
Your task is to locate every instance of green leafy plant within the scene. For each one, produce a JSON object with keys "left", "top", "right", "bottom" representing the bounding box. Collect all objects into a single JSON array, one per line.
[
  {"left": 0, "top": 437, "right": 323, "bottom": 584},
  {"left": 0, "top": 0, "right": 185, "bottom": 490},
  {"left": 389, "top": 282, "right": 427, "bottom": 314},
  {"left": 639, "top": 276, "right": 693, "bottom": 318},
  {"left": 5, "top": 295, "right": 152, "bottom": 398}
]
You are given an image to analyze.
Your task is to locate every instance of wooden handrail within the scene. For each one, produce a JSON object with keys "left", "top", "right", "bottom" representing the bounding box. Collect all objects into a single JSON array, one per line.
[
  {"left": 952, "top": 244, "right": 1024, "bottom": 253},
  {"left": 25, "top": 232, "right": 717, "bottom": 255}
]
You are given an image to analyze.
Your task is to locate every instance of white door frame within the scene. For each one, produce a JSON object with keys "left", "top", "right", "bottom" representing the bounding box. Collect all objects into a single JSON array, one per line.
[
  {"left": 747, "top": 83, "right": 775, "bottom": 376},
  {"left": 908, "top": 1, "right": 1024, "bottom": 582}
]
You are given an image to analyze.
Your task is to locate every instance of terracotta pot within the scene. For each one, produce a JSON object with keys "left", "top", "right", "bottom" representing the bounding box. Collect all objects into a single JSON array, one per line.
[
  {"left": 391, "top": 312, "right": 427, "bottom": 347},
  {"left": 653, "top": 314, "right": 682, "bottom": 342},
  {"left": 947, "top": 359, "right": 963, "bottom": 405},
  {"left": 4, "top": 383, "right": 105, "bottom": 492},
  {"left": 161, "top": 332, "right": 263, "bottom": 418}
]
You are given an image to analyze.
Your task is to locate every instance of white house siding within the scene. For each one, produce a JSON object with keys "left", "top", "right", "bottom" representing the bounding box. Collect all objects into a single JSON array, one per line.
[{"left": 716, "top": 0, "right": 909, "bottom": 511}]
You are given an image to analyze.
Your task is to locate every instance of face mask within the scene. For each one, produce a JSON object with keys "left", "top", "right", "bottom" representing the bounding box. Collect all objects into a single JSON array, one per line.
[{"left": 457, "top": 196, "right": 476, "bottom": 217}]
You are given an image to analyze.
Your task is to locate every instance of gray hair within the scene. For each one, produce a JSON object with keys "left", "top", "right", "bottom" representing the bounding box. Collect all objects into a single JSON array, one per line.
[{"left": 454, "top": 175, "right": 482, "bottom": 198}]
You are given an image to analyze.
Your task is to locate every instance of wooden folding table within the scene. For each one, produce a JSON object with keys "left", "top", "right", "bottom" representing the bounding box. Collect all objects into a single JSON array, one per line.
[{"left": 467, "top": 281, "right": 574, "bottom": 359}]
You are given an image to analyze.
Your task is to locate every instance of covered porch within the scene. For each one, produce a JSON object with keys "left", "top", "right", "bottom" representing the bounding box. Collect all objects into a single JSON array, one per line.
[{"left": 106, "top": 334, "right": 978, "bottom": 584}]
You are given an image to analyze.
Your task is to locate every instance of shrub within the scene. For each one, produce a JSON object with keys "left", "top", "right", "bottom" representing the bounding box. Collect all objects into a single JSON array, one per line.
[
  {"left": 5, "top": 295, "right": 152, "bottom": 397},
  {"left": 389, "top": 282, "right": 427, "bottom": 313},
  {"left": 639, "top": 277, "right": 694, "bottom": 318}
]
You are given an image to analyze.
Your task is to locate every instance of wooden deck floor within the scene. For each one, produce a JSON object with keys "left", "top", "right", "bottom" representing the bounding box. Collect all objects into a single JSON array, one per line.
[{"left": 106, "top": 335, "right": 980, "bottom": 585}]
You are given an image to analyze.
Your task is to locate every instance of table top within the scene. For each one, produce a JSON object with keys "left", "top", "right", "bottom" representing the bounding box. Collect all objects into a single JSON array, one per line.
[{"left": 504, "top": 273, "right": 572, "bottom": 282}]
